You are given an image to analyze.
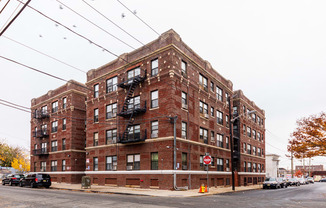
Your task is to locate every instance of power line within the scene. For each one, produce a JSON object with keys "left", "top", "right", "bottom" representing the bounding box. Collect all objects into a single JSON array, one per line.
[
  {"left": 17, "top": 0, "right": 129, "bottom": 64},
  {"left": 2, "top": 35, "right": 86, "bottom": 73},
  {"left": 56, "top": 0, "right": 135, "bottom": 50},
  {"left": 0, "top": 98, "right": 30, "bottom": 110},
  {"left": 0, "top": 0, "right": 21, "bottom": 31},
  {"left": 0, "top": 101, "right": 30, "bottom": 113},
  {"left": 81, "top": 0, "right": 145, "bottom": 47},
  {"left": 0, "top": 0, "right": 11, "bottom": 14},
  {"left": 116, "top": 0, "right": 160, "bottom": 36},
  {"left": 0, "top": 55, "right": 92, "bottom": 91},
  {"left": 0, "top": 0, "right": 31, "bottom": 36}
]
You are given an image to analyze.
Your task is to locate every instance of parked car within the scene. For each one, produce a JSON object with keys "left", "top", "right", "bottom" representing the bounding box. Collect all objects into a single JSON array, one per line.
[
  {"left": 298, "top": 178, "right": 306, "bottom": 185},
  {"left": 307, "top": 177, "right": 314, "bottom": 183},
  {"left": 319, "top": 178, "right": 326, "bottom": 182},
  {"left": 19, "top": 173, "right": 51, "bottom": 188},
  {"left": 277, "top": 177, "right": 288, "bottom": 188},
  {"left": 288, "top": 178, "right": 300, "bottom": 186},
  {"left": 263, "top": 177, "right": 282, "bottom": 189},
  {"left": 2, "top": 174, "right": 24, "bottom": 186}
]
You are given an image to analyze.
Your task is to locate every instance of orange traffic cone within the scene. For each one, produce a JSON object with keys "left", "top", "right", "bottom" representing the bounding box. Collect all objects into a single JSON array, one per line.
[
  {"left": 198, "top": 184, "right": 205, "bottom": 193},
  {"left": 205, "top": 185, "right": 208, "bottom": 193}
]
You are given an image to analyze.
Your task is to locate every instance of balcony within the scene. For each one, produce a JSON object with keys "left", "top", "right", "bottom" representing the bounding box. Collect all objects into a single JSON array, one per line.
[
  {"left": 118, "top": 129, "right": 147, "bottom": 144},
  {"left": 118, "top": 101, "right": 147, "bottom": 118},
  {"left": 117, "top": 74, "right": 146, "bottom": 89},
  {"left": 233, "top": 130, "right": 240, "bottom": 139},
  {"left": 33, "top": 149, "right": 49, "bottom": 156},
  {"left": 33, "top": 110, "right": 49, "bottom": 119},
  {"left": 32, "top": 130, "right": 49, "bottom": 138}
]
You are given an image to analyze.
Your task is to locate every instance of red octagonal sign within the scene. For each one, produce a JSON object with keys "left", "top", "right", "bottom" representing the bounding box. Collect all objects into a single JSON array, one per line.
[{"left": 203, "top": 155, "right": 212, "bottom": 165}]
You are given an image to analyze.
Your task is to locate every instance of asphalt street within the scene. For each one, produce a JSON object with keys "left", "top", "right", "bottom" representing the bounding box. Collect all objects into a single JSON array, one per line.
[{"left": 0, "top": 182, "right": 325, "bottom": 208}]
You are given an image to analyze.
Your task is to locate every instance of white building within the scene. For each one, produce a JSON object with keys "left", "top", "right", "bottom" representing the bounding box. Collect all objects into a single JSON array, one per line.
[{"left": 266, "top": 154, "right": 280, "bottom": 178}]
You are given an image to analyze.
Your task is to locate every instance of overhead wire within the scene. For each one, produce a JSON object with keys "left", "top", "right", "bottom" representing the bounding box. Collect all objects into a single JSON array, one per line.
[
  {"left": 0, "top": 98, "right": 30, "bottom": 110},
  {"left": 81, "top": 0, "right": 145, "bottom": 46},
  {"left": 0, "top": 0, "right": 21, "bottom": 31},
  {"left": 0, "top": 0, "right": 11, "bottom": 14},
  {"left": 0, "top": 101, "right": 30, "bottom": 113},
  {"left": 116, "top": 0, "right": 160, "bottom": 36},
  {"left": 17, "top": 0, "right": 129, "bottom": 64},
  {"left": 2, "top": 35, "right": 86, "bottom": 73},
  {"left": 55, "top": 0, "right": 136, "bottom": 50}
]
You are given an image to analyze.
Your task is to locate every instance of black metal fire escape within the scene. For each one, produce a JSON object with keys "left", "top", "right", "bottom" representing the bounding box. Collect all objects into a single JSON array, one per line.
[{"left": 117, "top": 70, "right": 147, "bottom": 143}]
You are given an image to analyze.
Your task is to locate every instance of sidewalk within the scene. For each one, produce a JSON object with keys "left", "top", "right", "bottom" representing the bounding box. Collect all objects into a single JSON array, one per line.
[{"left": 50, "top": 183, "right": 263, "bottom": 197}]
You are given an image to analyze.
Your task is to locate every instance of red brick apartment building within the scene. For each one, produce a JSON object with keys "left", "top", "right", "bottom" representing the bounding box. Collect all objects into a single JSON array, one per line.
[
  {"left": 232, "top": 90, "right": 266, "bottom": 186},
  {"left": 30, "top": 80, "right": 87, "bottom": 183},
  {"left": 30, "top": 29, "right": 265, "bottom": 189}
]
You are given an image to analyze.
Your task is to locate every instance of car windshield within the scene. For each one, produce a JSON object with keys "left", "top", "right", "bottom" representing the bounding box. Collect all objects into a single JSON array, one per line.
[
  {"left": 14, "top": 175, "right": 23, "bottom": 178},
  {"left": 265, "top": 178, "right": 276, "bottom": 181},
  {"left": 36, "top": 174, "right": 50, "bottom": 179}
]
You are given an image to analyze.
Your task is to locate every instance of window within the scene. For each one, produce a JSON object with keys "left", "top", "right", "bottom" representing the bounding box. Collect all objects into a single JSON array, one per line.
[
  {"left": 51, "top": 121, "right": 58, "bottom": 133},
  {"left": 199, "top": 101, "right": 208, "bottom": 116},
  {"left": 226, "top": 115, "right": 229, "bottom": 126},
  {"left": 41, "top": 105, "right": 48, "bottom": 114},
  {"left": 127, "top": 67, "right": 141, "bottom": 83},
  {"left": 41, "top": 143, "right": 47, "bottom": 154},
  {"left": 216, "top": 110, "right": 223, "bottom": 125},
  {"left": 41, "top": 161, "right": 46, "bottom": 172},
  {"left": 243, "top": 143, "right": 246, "bottom": 153},
  {"left": 51, "top": 160, "right": 57, "bottom": 171},
  {"left": 244, "top": 162, "right": 246, "bottom": 172},
  {"left": 253, "top": 146, "right": 256, "bottom": 155},
  {"left": 106, "top": 103, "right": 117, "bottom": 119},
  {"left": 62, "top": 97, "right": 67, "bottom": 109},
  {"left": 243, "top": 124, "right": 246, "bottom": 135},
  {"left": 243, "top": 105, "right": 246, "bottom": 114},
  {"left": 51, "top": 140, "right": 57, "bottom": 152},
  {"left": 93, "top": 157, "right": 98, "bottom": 171},
  {"left": 181, "top": 122, "right": 187, "bottom": 139},
  {"left": 262, "top": 134, "right": 264, "bottom": 142},
  {"left": 199, "top": 74, "right": 208, "bottom": 91},
  {"left": 258, "top": 164, "right": 261, "bottom": 172},
  {"left": 216, "top": 86, "right": 223, "bottom": 101},
  {"left": 151, "top": 58, "right": 158, "bottom": 76},
  {"left": 247, "top": 144, "right": 251, "bottom": 154},
  {"left": 217, "top": 158, "right": 223, "bottom": 171},
  {"left": 41, "top": 124, "right": 47, "bottom": 134},
  {"left": 34, "top": 144, "right": 37, "bottom": 150},
  {"left": 52, "top": 101, "right": 58, "bottom": 113},
  {"left": 217, "top": 133, "right": 223, "bottom": 148},
  {"left": 106, "top": 156, "right": 117, "bottom": 170},
  {"left": 93, "top": 132, "right": 98, "bottom": 146},
  {"left": 211, "top": 131, "right": 214, "bottom": 144},
  {"left": 257, "top": 132, "right": 261, "bottom": 141},
  {"left": 233, "top": 106, "right": 238, "bottom": 115},
  {"left": 127, "top": 154, "right": 140, "bottom": 170},
  {"left": 211, "top": 107, "right": 214, "bottom": 117},
  {"left": 182, "top": 153, "right": 187, "bottom": 170},
  {"left": 262, "top": 164, "right": 264, "bottom": 172},
  {"left": 262, "top": 149, "right": 264, "bottom": 156},
  {"left": 248, "top": 162, "right": 252, "bottom": 172},
  {"left": 210, "top": 81, "right": 214, "bottom": 92},
  {"left": 151, "top": 121, "right": 158, "bottom": 138},
  {"left": 181, "top": 60, "right": 187, "bottom": 75},
  {"left": 106, "top": 129, "right": 117, "bottom": 144},
  {"left": 226, "top": 159, "right": 230, "bottom": 171},
  {"left": 252, "top": 130, "right": 256, "bottom": 139},
  {"left": 253, "top": 163, "right": 257, "bottom": 172},
  {"left": 199, "top": 155, "right": 204, "bottom": 170},
  {"left": 199, "top": 128, "right": 208, "bottom": 144},
  {"left": 247, "top": 126, "right": 251, "bottom": 137},
  {"left": 128, "top": 125, "right": 140, "bottom": 140},
  {"left": 226, "top": 93, "right": 229, "bottom": 106},
  {"left": 62, "top": 138, "right": 66, "bottom": 150},
  {"left": 151, "top": 152, "right": 158, "bottom": 170},
  {"left": 106, "top": 76, "right": 118, "bottom": 93},
  {"left": 252, "top": 113, "right": 256, "bottom": 122},
  {"left": 226, "top": 137, "right": 229, "bottom": 149},
  {"left": 258, "top": 148, "right": 261, "bottom": 156},
  {"left": 127, "top": 96, "right": 140, "bottom": 110},
  {"left": 62, "top": 118, "right": 66, "bottom": 130},
  {"left": 62, "top": 160, "right": 66, "bottom": 171},
  {"left": 94, "top": 108, "right": 99, "bottom": 122},
  {"left": 181, "top": 92, "right": 187, "bottom": 109},
  {"left": 211, "top": 157, "right": 215, "bottom": 166},
  {"left": 94, "top": 84, "right": 99, "bottom": 98},
  {"left": 258, "top": 116, "right": 261, "bottom": 125},
  {"left": 151, "top": 90, "right": 158, "bottom": 108}
]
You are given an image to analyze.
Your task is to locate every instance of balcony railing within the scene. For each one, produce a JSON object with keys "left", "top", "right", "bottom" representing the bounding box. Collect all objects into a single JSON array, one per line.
[
  {"left": 33, "top": 110, "right": 50, "bottom": 119},
  {"left": 33, "top": 149, "right": 49, "bottom": 156},
  {"left": 118, "top": 101, "right": 147, "bottom": 118},
  {"left": 32, "top": 130, "right": 49, "bottom": 138},
  {"left": 117, "top": 72, "right": 147, "bottom": 89},
  {"left": 118, "top": 129, "right": 147, "bottom": 144}
]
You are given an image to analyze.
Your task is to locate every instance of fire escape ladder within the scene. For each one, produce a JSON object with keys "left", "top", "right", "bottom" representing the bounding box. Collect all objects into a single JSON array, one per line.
[
  {"left": 121, "top": 112, "right": 134, "bottom": 142},
  {"left": 121, "top": 81, "right": 138, "bottom": 113}
]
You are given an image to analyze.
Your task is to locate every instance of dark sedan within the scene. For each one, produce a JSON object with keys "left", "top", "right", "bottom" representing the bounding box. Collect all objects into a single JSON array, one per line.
[
  {"left": 2, "top": 174, "right": 25, "bottom": 186},
  {"left": 19, "top": 173, "right": 51, "bottom": 188}
]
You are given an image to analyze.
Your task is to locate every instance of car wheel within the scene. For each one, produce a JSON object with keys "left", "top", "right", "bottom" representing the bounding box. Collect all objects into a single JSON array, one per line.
[
  {"left": 9, "top": 181, "right": 12, "bottom": 186},
  {"left": 31, "top": 182, "right": 35, "bottom": 188},
  {"left": 19, "top": 182, "right": 23, "bottom": 187}
]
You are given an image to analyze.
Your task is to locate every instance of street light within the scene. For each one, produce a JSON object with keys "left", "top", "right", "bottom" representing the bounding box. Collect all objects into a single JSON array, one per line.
[{"left": 228, "top": 95, "right": 256, "bottom": 191}]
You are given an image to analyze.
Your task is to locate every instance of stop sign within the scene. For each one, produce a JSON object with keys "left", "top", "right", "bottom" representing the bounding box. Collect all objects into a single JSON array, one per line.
[{"left": 203, "top": 155, "right": 212, "bottom": 165}]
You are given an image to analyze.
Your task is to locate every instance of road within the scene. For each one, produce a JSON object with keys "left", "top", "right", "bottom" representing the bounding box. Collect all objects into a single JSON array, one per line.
[{"left": 0, "top": 183, "right": 325, "bottom": 208}]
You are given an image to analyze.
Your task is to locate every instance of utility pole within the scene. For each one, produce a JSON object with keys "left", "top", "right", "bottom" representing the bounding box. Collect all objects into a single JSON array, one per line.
[
  {"left": 228, "top": 96, "right": 235, "bottom": 191},
  {"left": 308, "top": 158, "right": 311, "bottom": 177},
  {"left": 169, "top": 116, "right": 178, "bottom": 190},
  {"left": 0, "top": 0, "right": 32, "bottom": 36},
  {"left": 291, "top": 150, "right": 293, "bottom": 178}
]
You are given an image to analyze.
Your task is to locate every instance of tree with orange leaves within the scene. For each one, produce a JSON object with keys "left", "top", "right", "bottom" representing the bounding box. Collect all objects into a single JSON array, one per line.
[{"left": 288, "top": 112, "right": 326, "bottom": 159}]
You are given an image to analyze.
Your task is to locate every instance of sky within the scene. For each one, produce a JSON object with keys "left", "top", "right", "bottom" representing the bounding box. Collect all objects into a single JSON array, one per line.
[{"left": 0, "top": 0, "right": 325, "bottom": 170}]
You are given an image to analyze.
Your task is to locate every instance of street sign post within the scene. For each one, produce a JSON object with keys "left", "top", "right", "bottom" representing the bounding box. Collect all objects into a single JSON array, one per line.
[{"left": 204, "top": 154, "right": 211, "bottom": 192}]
